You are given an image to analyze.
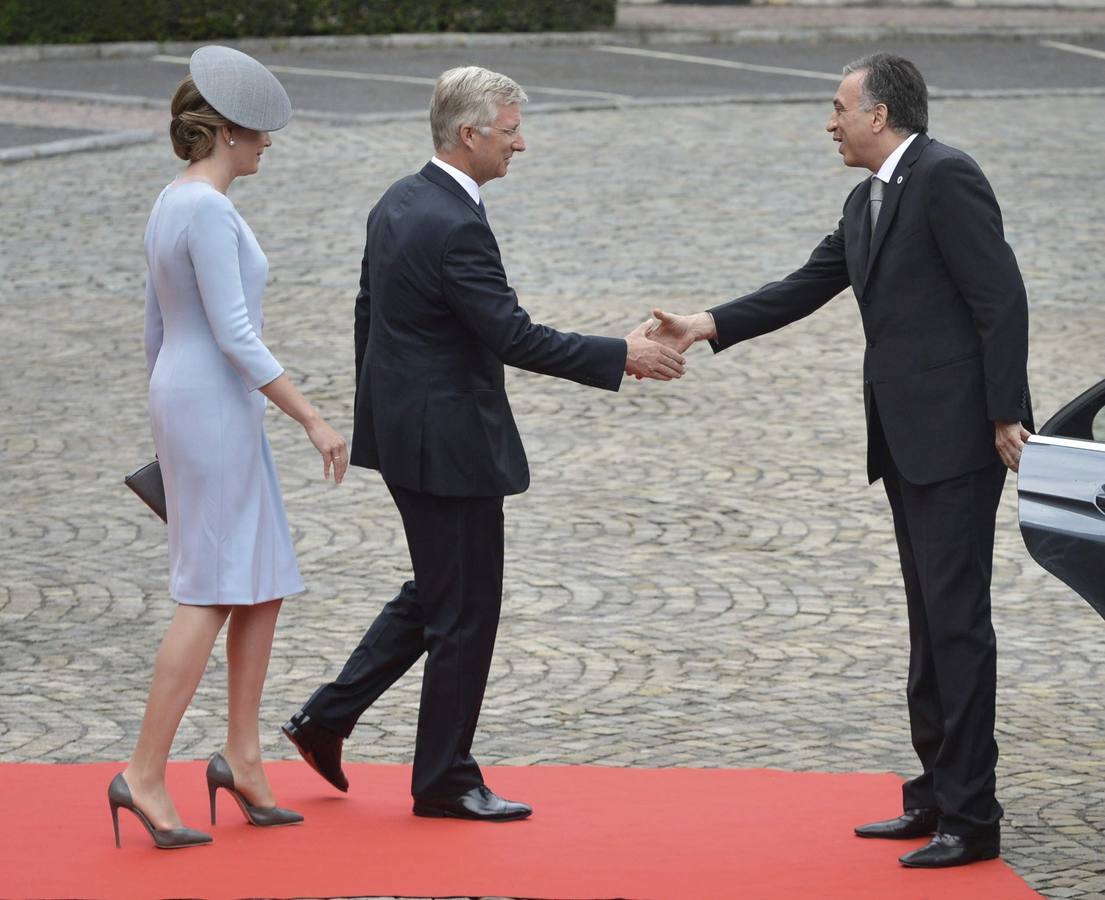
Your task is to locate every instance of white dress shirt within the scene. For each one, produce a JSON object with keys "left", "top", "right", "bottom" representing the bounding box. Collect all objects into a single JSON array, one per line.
[
  {"left": 874, "top": 132, "right": 919, "bottom": 184},
  {"left": 431, "top": 156, "right": 481, "bottom": 206}
]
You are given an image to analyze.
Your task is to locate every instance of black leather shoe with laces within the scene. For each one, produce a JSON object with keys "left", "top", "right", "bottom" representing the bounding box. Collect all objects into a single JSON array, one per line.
[
  {"left": 413, "top": 785, "right": 532, "bottom": 821},
  {"left": 899, "top": 831, "right": 1000, "bottom": 868},
  {"left": 854, "top": 808, "right": 940, "bottom": 840},
  {"left": 281, "top": 711, "right": 348, "bottom": 793}
]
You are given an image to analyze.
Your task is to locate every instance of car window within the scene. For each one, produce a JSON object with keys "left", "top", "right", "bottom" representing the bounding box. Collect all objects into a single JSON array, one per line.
[{"left": 1038, "top": 377, "right": 1105, "bottom": 441}]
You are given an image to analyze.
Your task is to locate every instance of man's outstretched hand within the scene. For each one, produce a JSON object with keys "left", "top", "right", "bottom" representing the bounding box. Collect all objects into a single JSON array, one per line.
[
  {"left": 646, "top": 308, "right": 717, "bottom": 354},
  {"left": 625, "top": 320, "right": 686, "bottom": 381}
]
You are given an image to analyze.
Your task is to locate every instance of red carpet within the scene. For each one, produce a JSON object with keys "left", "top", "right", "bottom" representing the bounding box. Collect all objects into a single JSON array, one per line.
[{"left": 0, "top": 762, "right": 1038, "bottom": 899}]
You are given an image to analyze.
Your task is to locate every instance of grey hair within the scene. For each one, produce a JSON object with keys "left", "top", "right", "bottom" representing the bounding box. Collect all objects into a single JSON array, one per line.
[
  {"left": 843, "top": 53, "right": 928, "bottom": 136},
  {"left": 430, "top": 66, "right": 528, "bottom": 152}
]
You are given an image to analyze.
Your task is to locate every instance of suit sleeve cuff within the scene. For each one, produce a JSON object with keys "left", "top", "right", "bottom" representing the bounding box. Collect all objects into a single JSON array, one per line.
[{"left": 707, "top": 304, "right": 733, "bottom": 353}]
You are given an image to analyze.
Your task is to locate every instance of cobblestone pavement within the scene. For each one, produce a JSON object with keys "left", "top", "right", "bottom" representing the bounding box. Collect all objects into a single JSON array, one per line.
[{"left": 2, "top": 91, "right": 1105, "bottom": 899}]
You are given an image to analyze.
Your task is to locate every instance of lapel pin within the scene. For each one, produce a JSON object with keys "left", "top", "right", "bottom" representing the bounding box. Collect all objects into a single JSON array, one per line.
[{"left": 897, "top": 175, "right": 903, "bottom": 184}]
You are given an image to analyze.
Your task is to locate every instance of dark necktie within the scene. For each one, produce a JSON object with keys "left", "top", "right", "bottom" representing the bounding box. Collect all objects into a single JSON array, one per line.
[
  {"left": 477, "top": 198, "right": 487, "bottom": 224},
  {"left": 869, "top": 176, "right": 884, "bottom": 248}
]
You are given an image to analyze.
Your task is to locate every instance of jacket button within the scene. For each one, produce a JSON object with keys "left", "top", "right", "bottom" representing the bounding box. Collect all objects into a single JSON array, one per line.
[
  {"left": 866, "top": 339, "right": 875, "bottom": 348},
  {"left": 864, "top": 378, "right": 872, "bottom": 387}
]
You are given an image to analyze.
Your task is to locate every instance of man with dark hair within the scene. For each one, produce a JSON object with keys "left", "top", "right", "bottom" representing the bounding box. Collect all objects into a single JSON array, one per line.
[{"left": 648, "top": 53, "right": 1032, "bottom": 868}]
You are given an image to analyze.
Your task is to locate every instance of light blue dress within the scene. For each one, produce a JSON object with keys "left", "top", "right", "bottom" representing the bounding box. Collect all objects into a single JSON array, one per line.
[{"left": 143, "top": 181, "right": 304, "bottom": 605}]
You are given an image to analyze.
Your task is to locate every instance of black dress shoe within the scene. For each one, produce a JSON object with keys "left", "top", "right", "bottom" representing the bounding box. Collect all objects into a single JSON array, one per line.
[
  {"left": 413, "top": 785, "right": 532, "bottom": 821},
  {"left": 854, "top": 807, "right": 940, "bottom": 839},
  {"left": 281, "top": 711, "right": 348, "bottom": 793},
  {"left": 899, "top": 831, "right": 1000, "bottom": 868}
]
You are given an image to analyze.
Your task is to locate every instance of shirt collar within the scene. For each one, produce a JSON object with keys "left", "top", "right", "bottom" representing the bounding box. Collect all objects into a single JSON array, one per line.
[
  {"left": 874, "top": 133, "right": 919, "bottom": 183},
  {"left": 431, "top": 156, "right": 481, "bottom": 206}
]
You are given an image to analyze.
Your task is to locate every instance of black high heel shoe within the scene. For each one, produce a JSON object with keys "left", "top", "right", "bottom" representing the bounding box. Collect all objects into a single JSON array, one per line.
[
  {"left": 108, "top": 773, "right": 212, "bottom": 849},
  {"left": 206, "top": 752, "right": 304, "bottom": 827}
]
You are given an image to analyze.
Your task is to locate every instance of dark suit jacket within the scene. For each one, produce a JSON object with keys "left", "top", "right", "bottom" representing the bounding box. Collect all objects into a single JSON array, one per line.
[
  {"left": 708, "top": 135, "right": 1032, "bottom": 485},
  {"left": 351, "top": 162, "right": 627, "bottom": 497}
]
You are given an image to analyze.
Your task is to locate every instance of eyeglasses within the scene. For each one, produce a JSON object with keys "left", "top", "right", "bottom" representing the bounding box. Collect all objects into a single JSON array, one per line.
[{"left": 478, "top": 124, "right": 521, "bottom": 138}]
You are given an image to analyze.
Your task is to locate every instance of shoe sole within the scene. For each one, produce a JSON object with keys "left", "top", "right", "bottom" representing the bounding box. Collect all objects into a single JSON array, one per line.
[
  {"left": 152, "top": 839, "right": 213, "bottom": 850},
  {"left": 900, "top": 849, "right": 1000, "bottom": 868},
  {"left": 412, "top": 805, "right": 532, "bottom": 822}
]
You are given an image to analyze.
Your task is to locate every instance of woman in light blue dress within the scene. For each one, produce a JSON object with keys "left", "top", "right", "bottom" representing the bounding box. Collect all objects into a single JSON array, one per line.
[{"left": 108, "top": 48, "right": 347, "bottom": 849}]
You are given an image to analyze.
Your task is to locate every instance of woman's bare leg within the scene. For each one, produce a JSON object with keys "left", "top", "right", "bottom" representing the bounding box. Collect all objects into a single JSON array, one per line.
[
  {"left": 122, "top": 604, "right": 230, "bottom": 828},
  {"left": 220, "top": 599, "right": 283, "bottom": 807}
]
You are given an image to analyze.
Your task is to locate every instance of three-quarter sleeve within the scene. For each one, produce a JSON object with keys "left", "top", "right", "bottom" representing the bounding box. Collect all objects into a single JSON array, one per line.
[
  {"left": 187, "top": 194, "right": 284, "bottom": 391},
  {"left": 143, "top": 274, "right": 163, "bottom": 379}
]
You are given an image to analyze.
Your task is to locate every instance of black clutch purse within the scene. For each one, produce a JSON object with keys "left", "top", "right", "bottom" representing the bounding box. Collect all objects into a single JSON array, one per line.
[{"left": 125, "top": 459, "right": 167, "bottom": 523}]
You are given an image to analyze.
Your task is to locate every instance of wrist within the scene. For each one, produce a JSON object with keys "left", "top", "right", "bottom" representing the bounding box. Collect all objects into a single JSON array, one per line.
[{"left": 696, "top": 312, "right": 717, "bottom": 341}]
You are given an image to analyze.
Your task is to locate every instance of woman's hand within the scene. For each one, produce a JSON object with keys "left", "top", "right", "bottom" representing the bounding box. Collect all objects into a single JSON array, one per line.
[
  {"left": 306, "top": 419, "right": 348, "bottom": 484},
  {"left": 259, "top": 374, "right": 349, "bottom": 484}
]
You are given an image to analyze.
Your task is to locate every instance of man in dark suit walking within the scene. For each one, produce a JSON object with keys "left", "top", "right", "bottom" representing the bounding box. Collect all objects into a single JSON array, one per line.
[
  {"left": 648, "top": 54, "right": 1032, "bottom": 867},
  {"left": 283, "top": 66, "right": 685, "bottom": 821}
]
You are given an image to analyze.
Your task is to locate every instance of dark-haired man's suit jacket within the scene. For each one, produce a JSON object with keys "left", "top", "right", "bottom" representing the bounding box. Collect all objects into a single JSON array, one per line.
[
  {"left": 303, "top": 161, "right": 626, "bottom": 801},
  {"left": 707, "top": 134, "right": 1031, "bottom": 837}
]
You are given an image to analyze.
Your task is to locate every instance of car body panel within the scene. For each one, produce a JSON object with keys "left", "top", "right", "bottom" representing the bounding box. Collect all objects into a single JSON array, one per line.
[
  {"left": 1018, "top": 435, "right": 1105, "bottom": 618},
  {"left": 1017, "top": 376, "right": 1105, "bottom": 619}
]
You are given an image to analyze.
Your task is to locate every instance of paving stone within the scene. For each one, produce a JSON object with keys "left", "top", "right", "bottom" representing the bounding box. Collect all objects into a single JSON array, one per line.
[{"left": 2, "top": 93, "right": 1105, "bottom": 898}]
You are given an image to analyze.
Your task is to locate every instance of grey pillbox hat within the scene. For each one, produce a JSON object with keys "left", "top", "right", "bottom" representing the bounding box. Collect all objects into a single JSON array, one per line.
[{"left": 189, "top": 45, "right": 291, "bottom": 131}]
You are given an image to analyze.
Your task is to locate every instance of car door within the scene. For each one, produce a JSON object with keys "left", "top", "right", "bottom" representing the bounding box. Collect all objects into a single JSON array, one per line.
[{"left": 1018, "top": 378, "right": 1105, "bottom": 618}]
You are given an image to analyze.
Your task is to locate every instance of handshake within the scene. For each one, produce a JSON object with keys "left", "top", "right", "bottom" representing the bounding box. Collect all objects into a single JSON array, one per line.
[{"left": 624, "top": 308, "right": 718, "bottom": 381}]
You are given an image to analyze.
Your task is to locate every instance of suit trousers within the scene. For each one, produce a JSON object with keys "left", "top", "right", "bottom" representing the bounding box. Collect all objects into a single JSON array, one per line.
[
  {"left": 875, "top": 413, "right": 1006, "bottom": 837},
  {"left": 302, "top": 483, "right": 505, "bottom": 800}
]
